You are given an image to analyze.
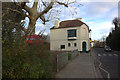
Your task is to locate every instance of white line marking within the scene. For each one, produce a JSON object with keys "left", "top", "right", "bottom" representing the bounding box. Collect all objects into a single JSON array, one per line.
[
  {"left": 113, "top": 54, "right": 118, "bottom": 56},
  {"left": 108, "top": 54, "right": 112, "bottom": 56},
  {"left": 98, "top": 60, "right": 110, "bottom": 78},
  {"left": 103, "top": 54, "right": 106, "bottom": 56},
  {"left": 98, "top": 54, "right": 101, "bottom": 56}
]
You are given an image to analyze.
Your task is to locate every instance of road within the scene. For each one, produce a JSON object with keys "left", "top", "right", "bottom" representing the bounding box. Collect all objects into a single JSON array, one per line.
[{"left": 93, "top": 48, "right": 119, "bottom": 78}]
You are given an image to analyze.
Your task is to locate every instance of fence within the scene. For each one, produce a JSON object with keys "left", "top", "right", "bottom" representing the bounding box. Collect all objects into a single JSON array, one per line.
[
  {"left": 56, "top": 49, "right": 78, "bottom": 72},
  {"left": 56, "top": 52, "right": 68, "bottom": 72},
  {"left": 70, "top": 49, "right": 78, "bottom": 59}
]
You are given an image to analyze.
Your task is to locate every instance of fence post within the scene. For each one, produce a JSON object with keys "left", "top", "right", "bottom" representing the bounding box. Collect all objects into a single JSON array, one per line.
[{"left": 56, "top": 54, "right": 59, "bottom": 72}]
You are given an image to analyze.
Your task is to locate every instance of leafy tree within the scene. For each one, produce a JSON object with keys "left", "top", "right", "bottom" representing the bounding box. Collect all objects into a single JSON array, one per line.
[
  {"left": 2, "top": 2, "right": 54, "bottom": 78},
  {"left": 106, "top": 17, "right": 120, "bottom": 51},
  {"left": 2, "top": 2, "right": 26, "bottom": 46},
  {"left": 2, "top": 2, "right": 26, "bottom": 78}
]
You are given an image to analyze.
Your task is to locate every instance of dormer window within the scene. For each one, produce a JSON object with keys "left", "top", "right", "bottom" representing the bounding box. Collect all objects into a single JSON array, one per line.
[{"left": 67, "top": 29, "right": 77, "bottom": 37}]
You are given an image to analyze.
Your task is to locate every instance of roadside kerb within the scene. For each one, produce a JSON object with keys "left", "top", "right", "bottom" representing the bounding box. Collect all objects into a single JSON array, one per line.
[
  {"left": 98, "top": 60, "right": 110, "bottom": 79},
  {"left": 92, "top": 48, "right": 110, "bottom": 79}
]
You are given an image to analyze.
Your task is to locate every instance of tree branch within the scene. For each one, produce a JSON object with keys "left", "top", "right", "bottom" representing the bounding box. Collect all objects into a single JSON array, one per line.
[
  {"left": 56, "top": 1, "right": 68, "bottom": 7},
  {"left": 67, "top": 0, "right": 76, "bottom": 5},
  {"left": 41, "top": 0, "right": 47, "bottom": 7},
  {"left": 38, "top": 1, "right": 69, "bottom": 24},
  {"left": 40, "top": 15, "right": 49, "bottom": 24},
  {"left": 32, "top": 1, "right": 38, "bottom": 9},
  {"left": 24, "top": 4, "right": 31, "bottom": 14},
  {"left": 2, "top": 20, "right": 27, "bottom": 32},
  {"left": 7, "top": 8, "right": 31, "bottom": 19},
  {"left": 38, "top": 2, "right": 54, "bottom": 18},
  {"left": 13, "top": 1, "right": 31, "bottom": 15}
]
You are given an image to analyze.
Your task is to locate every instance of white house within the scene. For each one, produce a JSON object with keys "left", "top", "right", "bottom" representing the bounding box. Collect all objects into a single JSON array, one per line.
[{"left": 50, "top": 18, "right": 91, "bottom": 52}]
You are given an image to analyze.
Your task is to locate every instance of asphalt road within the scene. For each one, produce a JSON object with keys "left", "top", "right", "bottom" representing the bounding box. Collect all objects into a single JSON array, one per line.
[{"left": 93, "top": 48, "right": 119, "bottom": 78}]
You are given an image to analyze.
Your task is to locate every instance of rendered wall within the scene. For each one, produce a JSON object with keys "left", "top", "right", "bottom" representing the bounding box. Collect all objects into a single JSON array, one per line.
[{"left": 50, "top": 24, "right": 90, "bottom": 51}]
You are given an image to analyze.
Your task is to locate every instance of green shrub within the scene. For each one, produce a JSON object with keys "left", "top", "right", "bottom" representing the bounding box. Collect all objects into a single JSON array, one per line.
[
  {"left": 2, "top": 38, "right": 54, "bottom": 78},
  {"left": 68, "top": 53, "right": 72, "bottom": 60},
  {"left": 2, "top": 2, "right": 54, "bottom": 78}
]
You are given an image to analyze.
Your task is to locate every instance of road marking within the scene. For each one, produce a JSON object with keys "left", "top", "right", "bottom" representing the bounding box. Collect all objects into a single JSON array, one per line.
[
  {"left": 108, "top": 54, "right": 112, "bottom": 56},
  {"left": 98, "top": 54, "right": 101, "bottom": 56},
  {"left": 113, "top": 54, "right": 118, "bottom": 56},
  {"left": 103, "top": 54, "right": 106, "bottom": 56},
  {"left": 98, "top": 60, "right": 110, "bottom": 78}
]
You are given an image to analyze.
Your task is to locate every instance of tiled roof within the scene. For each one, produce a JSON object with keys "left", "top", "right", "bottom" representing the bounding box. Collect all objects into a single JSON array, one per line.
[
  {"left": 51, "top": 19, "right": 89, "bottom": 29},
  {"left": 59, "top": 19, "right": 84, "bottom": 28}
]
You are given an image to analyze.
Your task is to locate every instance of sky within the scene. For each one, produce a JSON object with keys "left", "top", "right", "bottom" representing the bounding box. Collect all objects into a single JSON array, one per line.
[{"left": 24, "top": 0, "right": 119, "bottom": 41}]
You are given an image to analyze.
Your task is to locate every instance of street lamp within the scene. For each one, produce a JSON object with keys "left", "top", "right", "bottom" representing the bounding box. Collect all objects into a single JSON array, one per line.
[
  {"left": 89, "top": 29, "right": 92, "bottom": 46},
  {"left": 89, "top": 29, "right": 92, "bottom": 56},
  {"left": 89, "top": 29, "right": 92, "bottom": 38}
]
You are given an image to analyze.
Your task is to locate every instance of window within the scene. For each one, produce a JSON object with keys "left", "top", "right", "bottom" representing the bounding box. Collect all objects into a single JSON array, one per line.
[
  {"left": 67, "top": 29, "right": 77, "bottom": 37},
  {"left": 68, "top": 43, "right": 71, "bottom": 47},
  {"left": 74, "top": 43, "right": 77, "bottom": 47},
  {"left": 61, "top": 45, "right": 65, "bottom": 49}
]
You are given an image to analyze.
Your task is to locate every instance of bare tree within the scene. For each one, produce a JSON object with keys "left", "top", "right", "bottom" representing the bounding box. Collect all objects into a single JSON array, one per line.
[{"left": 9, "top": 0, "right": 79, "bottom": 35}]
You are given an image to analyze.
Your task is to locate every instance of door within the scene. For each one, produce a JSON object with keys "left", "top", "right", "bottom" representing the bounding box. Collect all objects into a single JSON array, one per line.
[{"left": 82, "top": 42, "right": 86, "bottom": 52}]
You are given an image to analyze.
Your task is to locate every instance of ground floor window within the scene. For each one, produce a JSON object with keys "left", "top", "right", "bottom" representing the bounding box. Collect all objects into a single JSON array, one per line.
[
  {"left": 68, "top": 43, "right": 70, "bottom": 47},
  {"left": 61, "top": 45, "right": 65, "bottom": 49},
  {"left": 74, "top": 43, "right": 77, "bottom": 47}
]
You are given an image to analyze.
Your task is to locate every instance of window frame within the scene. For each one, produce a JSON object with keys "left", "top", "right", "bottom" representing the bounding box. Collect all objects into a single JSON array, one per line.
[
  {"left": 61, "top": 45, "right": 65, "bottom": 49},
  {"left": 74, "top": 43, "right": 77, "bottom": 47},
  {"left": 67, "top": 29, "right": 77, "bottom": 37},
  {"left": 68, "top": 43, "right": 71, "bottom": 47}
]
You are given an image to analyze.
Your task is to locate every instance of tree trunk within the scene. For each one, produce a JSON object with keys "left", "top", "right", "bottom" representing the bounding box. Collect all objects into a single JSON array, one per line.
[
  {"left": 115, "top": 24, "right": 118, "bottom": 31},
  {"left": 27, "top": 18, "right": 37, "bottom": 35}
]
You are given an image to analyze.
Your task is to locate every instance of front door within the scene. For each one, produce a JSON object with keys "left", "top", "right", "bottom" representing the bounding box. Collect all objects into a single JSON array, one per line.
[{"left": 82, "top": 42, "right": 86, "bottom": 52}]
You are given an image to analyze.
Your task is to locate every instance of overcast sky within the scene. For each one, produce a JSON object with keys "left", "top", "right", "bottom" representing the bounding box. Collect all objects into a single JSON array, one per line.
[{"left": 24, "top": 0, "right": 119, "bottom": 41}]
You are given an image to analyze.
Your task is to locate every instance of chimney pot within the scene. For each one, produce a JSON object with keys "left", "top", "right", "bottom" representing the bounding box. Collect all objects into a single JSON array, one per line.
[
  {"left": 76, "top": 18, "right": 82, "bottom": 21},
  {"left": 54, "top": 20, "right": 59, "bottom": 28}
]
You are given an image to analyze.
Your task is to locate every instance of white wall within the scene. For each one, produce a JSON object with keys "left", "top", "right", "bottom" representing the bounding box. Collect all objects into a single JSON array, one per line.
[
  {"left": 50, "top": 24, "right": 90, "bottom": 51},
  {"left": 80, "top": 24, "right": 90, "bottom": 51}
]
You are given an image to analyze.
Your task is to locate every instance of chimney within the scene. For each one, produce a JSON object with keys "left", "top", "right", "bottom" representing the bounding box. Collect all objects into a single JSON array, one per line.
[
  {"left": 76, "top": 18, "right": 82, "bottom": 21},
  {"left": 54, "top": 20, "right": 59, "bottom": 28}
]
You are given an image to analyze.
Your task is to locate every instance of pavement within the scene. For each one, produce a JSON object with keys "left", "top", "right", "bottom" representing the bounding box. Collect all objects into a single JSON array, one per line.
[{"left": 55, "top": 49, "right": 103, "bottom": 78}]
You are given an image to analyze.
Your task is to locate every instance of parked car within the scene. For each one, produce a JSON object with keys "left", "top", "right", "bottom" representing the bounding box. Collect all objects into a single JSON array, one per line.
[
  {"left": 25, "top": 34, "right": 44, "bottom": 45},
  {"left": 104, "top": 46, "right": 112, "bottom": 52}
]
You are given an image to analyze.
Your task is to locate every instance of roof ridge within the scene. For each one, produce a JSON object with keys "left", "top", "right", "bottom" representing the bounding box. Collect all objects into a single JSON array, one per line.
[
  {"left": 50, "top": 19, "right": 89, "bottom": 29},
  {"left": 60, "top": 19, "right": 83, "bottom": 22}
]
